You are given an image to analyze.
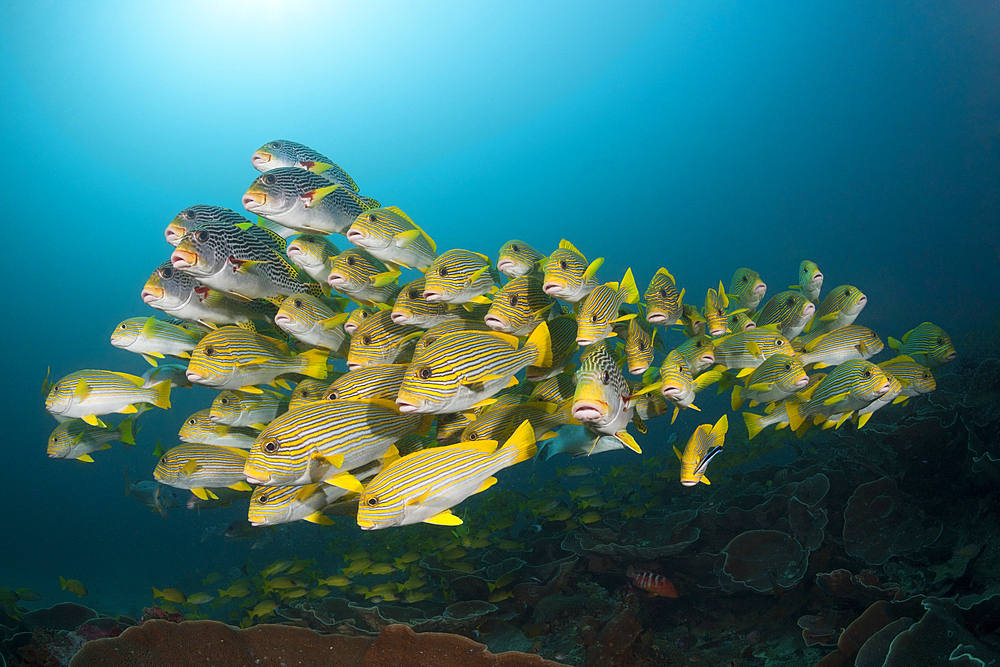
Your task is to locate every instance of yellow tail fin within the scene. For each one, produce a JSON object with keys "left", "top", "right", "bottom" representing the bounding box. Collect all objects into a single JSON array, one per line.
[
  {"left": 620, "top": 268, "right": 639, "bottom": 305},
  {"left": 526, "top": 321, "right": 552, "bottom": 368},
  {"left": 299, "top": 348, "right": 330, "bottom": 379},
  {"left": 495, "top": 420, "right": 537, "bottom": 467},
  {"left": 785, "top": 401, "right": 804, "bottom": 431},
  {"left": 731, "top": 386, "right": 743, "bottom": 411},
  {"left": 152, "top": 381, "right": 171, "bottom": 410},
  {"left": 743, "top": 412, "right": 765, "bottom": 440}
]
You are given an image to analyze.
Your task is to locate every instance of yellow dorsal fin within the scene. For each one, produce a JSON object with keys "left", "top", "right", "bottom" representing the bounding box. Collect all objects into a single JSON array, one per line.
[{"left": 582, "top": 257, "right": 604, "bottom": 282}]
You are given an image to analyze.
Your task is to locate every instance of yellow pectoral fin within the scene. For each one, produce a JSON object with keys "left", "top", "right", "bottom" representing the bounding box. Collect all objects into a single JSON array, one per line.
[
  {"left": 74, "top": 379, "right": 90, "bottom": 400},
  {"left": 423, "top": 509, "right": 463, "bottom": 526},
  {"left": 77, "top": 454, "right": 95, "bottom": 463},
  {"left": 467, "top": 294, "right": 494, "bottom": 305},
  {"left": 304, "top": 511, "right": 336, "bottom": 525},
  {"left": 393, "top": 229, "right": 421, "bottom": 248},
  {"left": 228, "top": 481, "right": 252, "bottom": 492},
  {"left": 181, "top": 461, "right": 200, "bottom": 475},
  {"left": 238, "top": 385, "right": 264, "bottom": 394},
  {"left": 615, "top": 431, "right": 642, "bottom": 454},
  {"left": 700, "top": 475, "right": 711, "bottom": 485},
  {"left": 325, "top": 472, "right": 363, "bottom": 493},
  {"left": 673, "top": 445, "right": 683, "bottom": 461},
  {"left": 371, "top": 270, "right": 401, "bottom": 288},
  {"left": 142, "top": 355, "right": 159, "bottom": 367},
  {"left": 273, "top": 379, "right": 292, "bottom": 391},
  {"left": 582, "top": 257, "right": 604, "bottom": 282},
  {"left": 475, "top": 477, "right": 498, "bottom": 494},
  {"left": 823, "top": 392, "right": 849, "bottom": 406},
  {"left": 82, "top": 414, "right": 106, "bottom": 427},
  {"left": 118, "top": 404, "right": 138, "bottom": 414},
  {"left": 612, "top": 313, "right": 637, "bottom": 323},
  {"left": 302, "top": 184, "right": 340, "bottom": 208},
  {"left": 736, "top": 368, "right": 754, "bottom": 378},
  {"left": 192, "top": 488, "right": 210, "bottom": 501}
]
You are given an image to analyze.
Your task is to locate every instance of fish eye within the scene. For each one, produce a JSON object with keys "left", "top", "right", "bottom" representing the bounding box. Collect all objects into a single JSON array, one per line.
[
  {"left": 695, "top": 341, "right": 703, "bottom": 348},
  {"left": 591, "top": 314, "right": 599, "bottom": 323},
  {"left": 326, "top": 391, "right": 338, "bottom": 400},
  {"left": 468, "top": 432, "right": 478, "bottom": 440},
  {"left": 363, "top": 335, "right": 372, "bottom": 346},
  {"left": 742, "top": 276, "right": 748, "bottom": 282},
  {"left": 196, "top": 230, "right": 210, "bottom": 243},
  {"left": 717, "top": 309, "right": 724, "bottom": 317},
  {"left": 119, "top": 324, "right": 127, "bottom": 329},
  {"left": 188, "top": 419, "right": 196, "bottom": 425},
  {"left": 601, "top": 370, "right": 610, "bottom": 384},
  {"left": 509, "top": 294, "right": 519, "bottom": 307},
  {"left": 786, "top": 297, "right": 795, "bottom": 306},
  {"left": 408, "top": 289, "right": 419, "bottom": 299},
  {"left": 292, "top": 299, "right": 303, "bottom": 309},
  {"left": 511, "top": 244, "right": 520, "bottom": 253},
  {"left": 923, "top": 372, "right": 930, "bottom": 378},
  {"left": 774, "top": 339, "right": 780, "bottom": 345},
  {"left": 559, "top": 260, "right": 569, "bottom": 271},
  {"left": 639, "top": 341, "right": 647, "bottom": 351},
  {"left": 784, "top": 363, "right": 791, "bottom": 371},
  {"left": 439, "top": 267, "right": 449, "bottom": 277},
  {"left": 270, "top": 142, "right": 282, "bottom": 149},
  {"left": 368, "top": 213, "right": 377, "bottom": 222},
  {"left": 220, "top": 398, "right": 229, "bottom": 405},
  {"left": 183, "top": 210, "right": 196, "bottom": 220},
  {"left": 263, "top": 174, "right": 277, "bottom": 185},
  {"left": 936, "top": 338, "right": 943, "bottom": 346},
  {"left": 366, "top": 497, "right": 378, "bottom": 506},
  {"left": 418, "top": 367, "right": 432, "bottom": 380},
  {"left": 262, "top": 440, "right": 280, "bottom": 454},
  {"left": 659, "top": 288, "right": 668, "bottom": 298},
  {"left": 160, "top": 456, "right": 167, "bottom": 465},
  {"left": 864, "top": 369, "right": 873, "bottom": 378},
  {"left": 347, "top": 255, "right": 357, "bottom": 266},
  {"left": 204, "top": 345, "right": 215, "bottom": 356},
  {"left": 845, "top": 287, "right": 853, "bottom": 295},
  {"left": 160, "top": 267, "right": 174, "bottom": 278},
  {"left": 258, "top": 494, "right": 270, "bottom": 503}
]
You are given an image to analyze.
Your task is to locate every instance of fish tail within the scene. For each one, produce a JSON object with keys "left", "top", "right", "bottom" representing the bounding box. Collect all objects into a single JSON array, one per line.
[
  {"left": 494, "top": 420, "right": 537, "bottom": 468},
  {"left": 298, "top": 348, "right": 330, "bottom": 380},
  {"left": 731, "top": 386, "right": 743, "bottom": 411},
  {"left": 620, "top": 268, "right": 639, "bottom": 305},
  {"left": 151, "top": 381, "right": 172, "bottom": 410},
  {"left": 785, "top": 401, "right": 804, "bottom": 432},
  {"left": 117, "top": 418, "right": 136, "bottom": 446},
  {"left": 526, "top": 321, "right": 552, "bottom": 368},
  {"left": 743, "top": 412, "right": 766, "bottom": 440},
  {"left": 60, "top": 576, "right": 67, "bottom": 590}
]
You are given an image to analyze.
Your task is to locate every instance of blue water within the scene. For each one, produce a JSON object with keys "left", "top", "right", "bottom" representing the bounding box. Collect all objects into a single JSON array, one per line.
[{"left": 1, "top": 0, "right": 998, "bottom": 646}]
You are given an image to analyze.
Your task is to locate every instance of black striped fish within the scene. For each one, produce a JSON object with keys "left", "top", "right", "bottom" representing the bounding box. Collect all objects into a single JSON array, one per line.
[
  {"left": 485, "top": 276, "right": 555, "bottom": 336},
  {"left": 251, "top": 140, "right": 360, "bottom": 191},
  {"left": 887, "top": 322, "right": 956, "bottom": 367},
  {"left": 274, "top": 294, "right": 350, "bottom": 355},
  {"left": 45, "top": 370, "right": 171, "bottom": 426},
  {"left": 165, "top": 204, "right": 291, "bottom": 248},
  {"left": 755, "top": 290, "right": 815, "bottom": 340},
  {"left": 242, "top": 167, "right": 379, "bottom": 235},
  {"left": 542, "top": 239, "right": 602, "bottom": 303},
  {"left": 346, "top": 207, "right": 438, "bottom": 271},
  {"left": 243, "top": 399, "right": 430, "bottom": 488},
  {"left": 423, "top": 249, "right": 499, "bottom": 305},
  {"left": 571, "top": 343, "right": 642, "bottom": 453},
  {"left": 643, "top": 268, "right": 684, "bottom": 327},
  {"left": 110, "top": 316, "right": 205, "bottom": 367},
  {"left": 346, "top": 310, "right": 423, "bottom": 370},
  {"left": 497, "top": 240, "right": 545, "bottom": 279},
  {"left": 727, "top": 268, "right": 767, "bottom": 314},
  {"left": 356, "top": 421, "right": 536, "bottom": 529},
  {"left": 154, "top": 443, "right": 253, "bottom": 500},
  {"left": 675, "top": 414, "right": 727, "bottom": 486},
  {"left": 286, "top": 234, "right": 341, "bottom": 285},
  {"left": 575, "top": 269, "right": 640, "bottom": 346},
  {"left": 141, "top": 261, "right": 276, "bottom": 328},
  {"left": 396, "top": 323, "right": 552, "bottom": 415},
  {"left": 209, "top": 389, "right": 287, "bottom": 429}
]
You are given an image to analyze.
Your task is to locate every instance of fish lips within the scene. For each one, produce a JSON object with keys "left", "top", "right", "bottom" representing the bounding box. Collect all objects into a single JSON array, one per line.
[
  {"left": 327, "top": 273, "right": 349, "bottom": 288},
  {"left": 484, "top": 314, "right": 511, "bottom": 332},
  {"left": 395, "top": 393, "right": 427, "bottom": 414},
  {"left": 646, "top": 311, "right": 668, "bottom": 324},
  {"left": 141, "top": 286, "right": 164, "bottom": 303},
  {"left": 242, "top": 190, "right": 267, "bottom": 211},
  {"left": 542, "top": 282, "right": 566, "bottom": 297},
  {"left": 243, "top": 465, "right": 272, "bottom": 485},
  {"left": 170, "top": 249, "right": 199, "bottom": 270},
  {"left": 389, "top": 310, "right": 413, "bottom": 325},
  {"left": 422, "top": 290, "right": 444, "bottom": 302},
  {"left": 571, "top": 399, "right": 608, "bottom": 422},
  {"left": 251, "top": 151, "right": 272, "bottom": 170},
  {"left": 164, "top": 223, "right": 187, "bottom": 247}
]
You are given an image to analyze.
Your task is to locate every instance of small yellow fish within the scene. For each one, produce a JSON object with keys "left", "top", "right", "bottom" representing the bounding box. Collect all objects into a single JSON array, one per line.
[
  {"left": 218, "top": 584, "right": 251, "bottom": 598},
  {"left": 185, "top": 592, "right": 214, "bottom": 605},
  {"left": 60, "top": 577, "right": 88, "bottom": 597},
  {"left": 318, "top": 575, "right": 352, "bottom": 587},
  {"left": 248, "top": 599, "right": 280, "bottom": 619},
  {"left": 152, "top": 587, "right": 186, "bottom": 603},
  {"left": 579, "top": 511, "right": 602, "bottom": 524}
]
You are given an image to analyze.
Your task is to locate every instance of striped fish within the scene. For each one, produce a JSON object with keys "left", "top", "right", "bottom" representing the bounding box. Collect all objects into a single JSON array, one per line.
[
  {"left": 243, "top": 399, "right": 429, "bottom": 487},
  {"left": 743, "top": 401, "right": 794, "bottom": 440},
  {"left": 623, "top": 313, "right": 657, "bottom": 375},
  {"left": 790, "top": 260, "right": 823, "bottom": 303},
  {"left": 542, "top": 239, "right": 603, "bottom": 303},
  {"left": 878, "top": 355, "right": 936, "bottom": 399},
  {"left": 413, "top": 319, "right": 494, "bottom": 358},
  {"left": 242, "top": 167, "right": 379, "bottom": 235},
  {"left": 838, "top": 374, "right": 904, "bottom": 429},
  {"left": 531, "top": 373, "right": 577, "bottom": 404},
  {"left": 423, "top": 249, "right": 499, "bottom": 305},
  {"left": 179, "top": 409, "right": 259, "bottom": 449},
  {"left": 434, "top": 410, "right": 479, "bottom": 445},
  {"left": 808, "top": 285, "right": 867, "bottom": 335},
  {"left": 727, "top": 268, "right": 767, "bottom": 314},
  {"left": 248, "top": 481, "right": 360, "bottom": 526},
  {"left": 141, "top": 261, "right": 276, "bottom": 328},
  {"left": 344, "top": 306, "right": 378, "bottom": 336},
  {"left": 323, "top": 364, "right": 408, "bottom": 401},
  {"left": 785, "top": 360, "right": 891, "bottom": 435},
  {"left": 644, "top": 268, "right": 685, "bottom": 327},
  {"left": 674, "top": 335, "right": 716, "bottom": 376},
  {"left": 251, "top": 140, "right": 360, "bottom": 191},
  {"left": 165, "top": 205, "right": 287, "bottom": 249},
  {"left": 327, "top": 249, "right": 401, "bottom": 306},
  {"left": 711, "top": 330, "right": 795, "bottom": 374},
  {"left": 497, "top": 240, "right": 545, "bottom": 279},
  {"left": 391, "top": 278, "right": 485, "bottom": 328},
  {"left": 288, "top": 378, "right": 337, "bottom": 411},
  {"left": 626, "top": 566, "right": 679, "bottom": 597},
  {"left": 526, "top": 315, "right": 578, "bottom": 382},
  {"left": 727, "top": 311, "right": 757, "bottom": 333},
  {"left": 141, "top": 364, "right": 193, "bottom": 389},
  {"left": 679, "top": 303, "right": 707, "bottom": 338},
  {"left": 396, "top": 322, "right": 552, "bottom": 415},
  {"left": 286, "top": 234, "right": 341, "bottom": 285},
  {"left": 346, "top": 206, "right": 438, "bottom": 271},
  {"left": 887, "top": 322, "right": 956, "bottom": 368},
  {"left": 797, "top": 325, "right": 883, "bottom": 368},
  {"left": 730, "top": 354, "right": 809, "bottom": 410},
  {"left": 110, "top": 316, "right": 205, "bottom": 366},
  {"left": 356, "top": 421, "right": 536, "bottom": 529},
  {"left": 576, "top": 269, "right": 640, "bottom": 346},
  {"left": 702, "top": 281, "right": 731, "bottom": 337},
  {"left": 275, "top": 294, "right": 350, "bottom": 355},
  {"left": 674, "top": 414, "right": 727, "bottom": 486},
  {"left": 154, "top": 443, "right": 252, "bottom": 500},
  {"left": 185, "top": 326, "right": 328, "bottom": 391},
  {"left": 485, "top": 276, "right": 555, "bottom": 336},
  {"left": 46, "top": 370, "right": 171, "bottom": 426},
  {"left": 755, "top": 290, "right": 815, "bottom": 340},
  {"left": 460, "top": 393, "right": 574, "bottom": 444},
  {"left": 640, "top": 350, "right": 722, "bottom": 423},
  {"left": 171, "top": 222, "right": 322, "bottom": 303},
  {"left": 346, "top": 310, "right": 423, "bottom": 370},
  {"left": 571, "top": 343, "right": 641, "bottom": 453},
  {"left": 47, "top": 418, "right": 135, "bottom": 462},
  {"left": 209, "top": 389, "right": 288, "bottom": 429}
]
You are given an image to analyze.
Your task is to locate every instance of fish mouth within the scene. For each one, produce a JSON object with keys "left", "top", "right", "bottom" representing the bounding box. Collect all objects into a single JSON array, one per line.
[
  {"left": 395, "top": 395, "right": 425, "bottom": 414},
  {"left": 327, "top": 273, "right": 348, "bottom": 288},
  {"left": 285, "top": 244, "right": 304, "bottom": 259},
  {"left": 185, "top": 370, "right": 204, "bottom": 384},
  {"left": 699, "top": 354, "right": 715, "bottom": 365},
  {"left": 811, "top": 273, "right": 824, "bottom": 287},
  {"left": 422, "top": 290, "right": 443, "bottom": 302},
  {"left": 801, "top": 304, "right": 816, "bottom": 317},
  {"left": 542, "top": 282, "right": 564, "bottom": 296},
  {"left": 345, "top": 229, "right": 367, "bottom": 245},
  {"left": 628, "top": 364, "right": 649, "bottom": 375},
  {"left": 484, "top": 315, "right": 509, "bottom": 331},
  {"left": 164, "top": 223, "right": 187, "bottom": 246},
  {"left": 793, "top": 376, "right": 810, "bottom": 388},
  {"left": 944, "top": 351, "right": 957, "bottom": 362},
  {"left": 497, "top": 259, "right": 517, "bottom": 273},
  {"left": 141, "top": 286, "right": 163, "bottom": 303},
  {"left": 346, "top": 361, "right": 364, "bottom": 371},
  {"left": 742, "top": 321, "right": 757, "bottom": 331},
  {"left": 572, "top": 400, "right": 608, "bottom": 422},
  {"left": 357, "top": 517, "right": 376, "bottom": 530},
  {"left": 681, "top": 479, "right": 699, "bottom": 487},
  {"left": 242, "top": 191, "right": 266, "bottom": 211},
  {"left": 171, "top": 249, "right": 198, "bottom": 270},
  {"left": 660, "top": 385, "right": 685, "bottom": 399},
  {"left": 707, "top": 326, "right": 726, "bottom": 337},
  {"left": 251, "top": 151, "right": 272, "bottom": 169},
  {"left": 754, "top": 282, "right": 767, "bottom": 297},
  {"left": 243, "top": 466, "right": 272, "bottom": 485},
  {"left": 273, "top": 313, "right": 294, "bottom": 328},
  {"left": 390, "top": 311, "right": 411, "bottom": 325},
  {"left": 646, "top": 312, "right": 666, "bottom": 324},
  {"left": 343, "top": 324, "right": 359, "bottom": 336},
  {"left": 876, "top": 382, "right": 891, "bottom": 395}
]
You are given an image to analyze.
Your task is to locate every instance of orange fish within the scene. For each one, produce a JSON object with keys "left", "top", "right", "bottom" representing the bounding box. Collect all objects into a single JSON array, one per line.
[{"left": 627, "top": 566, "right": 678, "bottom": 598}]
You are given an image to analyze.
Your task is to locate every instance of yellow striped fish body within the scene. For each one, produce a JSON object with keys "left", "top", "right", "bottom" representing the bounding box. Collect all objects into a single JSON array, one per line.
[
  {"left": 728, "top": 268, "right": 767, "bottom": 314},
  {"left": 47, "top": 418, "right": 135, "bottom": 462},
  {"left": 356, "top": 421, "right": 536, "bottom": 529},
  {"left": 243, "top": 168, "right": 379, "bottom": 234},
  {"left": 576, "top": 269, "right": 640, "bottom": 345},
  {"left": 141, "top": 262, "right": 273, "bottom": 328},
  {"left": 526, "top": 315, "right": 578, "bottom": 381},
  {"left": 878, "top": 355, "right": 936, "bottom": 398},
  {"left": 344, "top": 306, "right": 378, "bottom": 336},
  {"left": 632, "top": 386, "right": 672, "bottom": 422},
  {"left": 285, "top": 234, "right": 341, "bottom": 284},
  {"left": 792, "top": 260, "right": 823, "bottom": 303},
  {"left": 652, "top": 351, "right": 723, "bottom": 422},
  {"left": 571, "top": 344, "right": 640, "bottom": 452},
  {"left": 624, "top": 315, "right": 656, "bottom": 375},
  {"left": 797, "top": 325, "right": 883, "bottom": 368},
  {"left": 423, "top": 250, "right": 499, "bottom": 304},
  {"left": 327, "top": 249, "right": 401, "bottom": 306},
  {"left": 838, "top": 375, "right": 904, "bottom": 429},
  {"left": 249, "top": 472, "right": 375, "bottom": 526},
  {"left": 497, "top": 240, "right": 545, "bottom": 279},
  {"left": 396, "top": 323, "right": 552, "bottom": 415},
  {"left": 485, "top": 277, "right": 555, "bottom": 336},
  {"left": 809, "top": 285, "right": 867, "bottom": 335},
  {"left": 186, "top": 327, "right": 328, "bottom": 391},
  {"left": 785, "top": 360, "right": 891, "bottom": 433},
  {"left": 110, "top": 316, "right": 205, "bottom": 365},
  {"left": 274, "top": 294, "right": 350, "bottom": 355},
  {"left": 244, "top": 399, "right": 427, "bottom": 486},
  {"left": 251, "top": 140, "right": 360, "bottom": 190},
  {"left": 755, "top": 291, "right": 816, "bottom": 339},
  {"left": 346, "top": 207, "right": 438, "bottom": 271},
  {"left": 674, "top": 335, "right": 716, "bottom": 376},
  {"left": 679, "top": 303, "right": 707, "bottom": 337},
  {"left": 289, "top": 378, "right": 336, "bottom": 411},
  {"left": 434, "top": 410, "right": 478, "bottom": 444},
  {"left": 391, "top": 279, "right": 488, "bottom": 328},
  {"left": 727, "top": 311, "right": 757, "bottom": 333},
  {"left": 46, "top": 370, "right": 171, "bottom": 426},
  {"left": 460, "top": 393, "right": 573, "bottom": 444},
  {"left": 675, "top": 414, "right": 727, "bottom": 486},
  {"left": 179, "top": 409, "right": 259, "bottom": 449},
  {"left": 541, "top": 240, "right": 603, "bottom": 303},
  {"left": 346, "top": 310, "right": 423, "bottom": 370},
  {"left": 743, "top": 402, "right": 793, "bottom": 440},
  {"left": 731, "top": 354, "right": 809, "bottom": 410},
  {"left": 530, "top": 373, "right": 577, "bottom": 404},
  {"left": 323, "top": 364, "right": 408, "bottom": 401},
  {"left": 413, "top": 319, "right": 494, "bottom": 358},
  {"left": 154, "top": 443, "right": 251, "bottom": 499},
  {"left": 644, "top": 268, "right": 684, "bottom": 327},
  {"left": 711, "top": 330, "right": 795, "bottom": 373},
  {"left": 887, "top": 322, "right": 956, "bottom": 367},
  {"left": 209, "top": 389, "right": 288, "bottom": 428},
  {"left": 702, "top": 282, "right": 730, "bottom": 337}
]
